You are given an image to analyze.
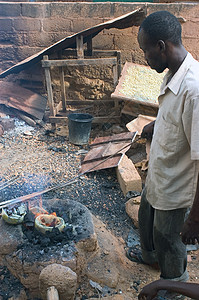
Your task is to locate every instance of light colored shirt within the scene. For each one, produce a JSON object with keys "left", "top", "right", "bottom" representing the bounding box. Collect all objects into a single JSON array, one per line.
[{"left": 146, "top": 53, "right": 199, "bottom": 210}]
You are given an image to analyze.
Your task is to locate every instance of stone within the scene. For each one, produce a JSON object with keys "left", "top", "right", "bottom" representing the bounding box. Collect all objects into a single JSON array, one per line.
[
  {"left": 39, "top": 264, "right": 77, "bottom": 300},
  {"left": 116, "top": 154, "right": 142, "bottom": 196},
  {"left": 125, "top": 196, "right": 141, "bottom": 228}
]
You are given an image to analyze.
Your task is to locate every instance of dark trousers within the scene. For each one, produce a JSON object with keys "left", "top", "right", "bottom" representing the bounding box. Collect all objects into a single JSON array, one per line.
[{"left": 138, "top": 188, "right": 189, "bottom": 281}]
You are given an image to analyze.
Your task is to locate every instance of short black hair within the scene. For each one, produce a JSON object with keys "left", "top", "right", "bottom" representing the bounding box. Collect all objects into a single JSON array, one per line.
[{"left": 140, "top": 11, "right": 182, "bottom": 45}]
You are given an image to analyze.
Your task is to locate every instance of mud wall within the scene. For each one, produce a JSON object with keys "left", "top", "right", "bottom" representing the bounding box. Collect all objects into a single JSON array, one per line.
[{"left": 1, "top": 2, "right": 199, "bottom": 100}]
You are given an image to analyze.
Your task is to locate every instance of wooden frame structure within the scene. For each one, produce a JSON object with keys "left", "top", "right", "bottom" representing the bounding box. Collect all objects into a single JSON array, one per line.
[{"left": 42, "top": 35, "right": 122, "bottom": 127}]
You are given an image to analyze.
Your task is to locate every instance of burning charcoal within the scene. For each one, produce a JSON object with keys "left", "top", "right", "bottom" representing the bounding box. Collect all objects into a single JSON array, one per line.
[
  {"left": 23, "top": 212, "right": 35, "bottom": 229},
  {"left": 18, "top": 204, "right": 26, "bottom": 215}
]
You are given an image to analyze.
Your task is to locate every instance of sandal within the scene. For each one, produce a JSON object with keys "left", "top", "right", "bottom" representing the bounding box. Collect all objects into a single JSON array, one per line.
[
  {"left": 126, "top": 245, "right": 159, "bottom": 270},
  {"left": 126, "top": 245, "right": 145, "bottom": 263}
]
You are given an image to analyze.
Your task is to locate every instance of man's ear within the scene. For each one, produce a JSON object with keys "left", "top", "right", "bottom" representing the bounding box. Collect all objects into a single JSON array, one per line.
[{"left": 157, "top": 40, "right": 165, "bottom": 53}]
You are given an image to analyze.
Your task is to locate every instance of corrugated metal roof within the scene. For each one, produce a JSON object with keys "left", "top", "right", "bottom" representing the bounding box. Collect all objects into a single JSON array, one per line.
[{"left": 0, "top": 7, "right": 145, "bottom": 79}]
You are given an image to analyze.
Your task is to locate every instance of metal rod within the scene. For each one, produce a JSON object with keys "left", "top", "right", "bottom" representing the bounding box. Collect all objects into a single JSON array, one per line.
[
  {"left": 0, "top": 179, "right": 78, "bottom": 210},
  {"left": 0, "top": 175, "right": 20, "bottom": 189},
  {"left": 0, "top": 132, "right": 138, "bottom": 210}
]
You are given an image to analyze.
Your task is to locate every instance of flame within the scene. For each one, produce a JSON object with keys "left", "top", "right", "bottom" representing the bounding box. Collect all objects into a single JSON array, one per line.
[{"left": 28, "top": 196, "right": 57, "bottom": 221}]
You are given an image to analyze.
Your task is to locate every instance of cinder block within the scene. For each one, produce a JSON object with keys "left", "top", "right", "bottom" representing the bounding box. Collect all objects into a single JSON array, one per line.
[
  {"left": 116, "top": 154, "right": 142, "bottom": 196},
  {"left": 0, "top": 19, "right": 12, "bottom": 32},
  {"left": 125, "top": 196, "right": 141, "bottom": 228},
  {"left": 13, "top": 18, "right": 41, "bottom": 32},
  {"left": 43, "top": 18, "right": 72, "bottom": 33},
  {"left": 71, "top": 18, "right": 99, "bottom": 33},
  {"left": 0, "top": 3, "right": 21, "bottom": 17},
  {"left": 21, "top": 3, "right": 46, "bottom": 18}
]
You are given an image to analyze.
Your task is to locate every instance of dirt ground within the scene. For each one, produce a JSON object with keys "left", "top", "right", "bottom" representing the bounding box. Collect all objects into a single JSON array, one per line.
[{"left": 0, "top": 117, "right": 199, "bottom": 300}]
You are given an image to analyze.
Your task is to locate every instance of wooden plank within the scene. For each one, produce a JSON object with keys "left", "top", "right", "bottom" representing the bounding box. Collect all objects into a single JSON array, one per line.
[
  {"left": 87, "top": 37, "right": 93, "bottom": 56},
  {"left": 49, "top": 116, "right": 68, "bottom": 124},
  {"left": 62, "top": 99, "right": 122, "bottom": 105},
  {"left": 54, "top": 101, "right": 63, "bottom": 116},
  {"left": 60, "top": 67, "right": 67, "bottom": 112},
  {"left": 42, "top": 58, "right": 117, "bottom": 68},
  {"left": 62, "top": 49, "right": 120, "bottom": 57},
  {"left": 76, "top": 35, "right": 84, "bottom": 59},
  {"left": 43, "top": 55, "right": 55, "bottom": 117},
  {"left": 117, "top": 51, "right": 122, "bottom": 77},
  {"left": 48, "top": 116, "right": 121, "bottom": 124}
]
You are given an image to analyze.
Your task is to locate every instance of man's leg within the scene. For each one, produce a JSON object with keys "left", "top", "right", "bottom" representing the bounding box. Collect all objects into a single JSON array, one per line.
[
  {"left": 153, "top": 208, "right": 188, "bottom": 281},
  {"left": 138, "top": 187, "right": 158, "bottom": 265}
]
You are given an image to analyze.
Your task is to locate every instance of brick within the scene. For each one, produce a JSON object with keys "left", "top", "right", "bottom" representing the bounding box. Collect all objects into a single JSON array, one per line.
[
  {"left": 13, "top": 18, "right": 41, "bottom": 32},
  {"left": 43, "top": 18, "right": 72, "bottom": 33},
  {"left": 125, "top": 197, "right": 141, "bottom": 228},
  {"left": 0, "top": 3, "right": 21, "bottom": 17},
  {"left": 16, "top": 46, "right": 42, "bottom": 61},
  {"left": 0, "top": 18, "right": 12, "bottom": 32},
  {"left": 21, "top": 3, "right": 46, "bottom": 18},
  {"left": 71, "top": 18, "right": 100, "bottom": 33},
  {"left": 116, "top": 154, "right": 142, "bottom": 196},
  {"left": 0, "top": 45, "right": 17, "bottom": 61},
  {"left": 49, "top": 3, "right": 112, "bottom": 19},
  {"left": 112, "top": 3, "right": 144, "bottom": 18},
  {"left": 25, "top": 32, "right": 71, "bottom": 48}
]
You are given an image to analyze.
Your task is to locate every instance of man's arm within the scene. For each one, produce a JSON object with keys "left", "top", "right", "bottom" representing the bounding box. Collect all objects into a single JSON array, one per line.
[
  {"left": 141, "top": 120, "right": 155, "bottom": 141},
  {"left": 181, "top": 174, "right": 199, "bottom": 245},
  {"left": 138, "top": 279, "right": 199, "bottom": 300}
]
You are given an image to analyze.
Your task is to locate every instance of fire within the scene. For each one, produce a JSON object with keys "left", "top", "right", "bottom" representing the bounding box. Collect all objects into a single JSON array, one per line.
[
  {"left": 28, "top": 196, "right": 57, "bottom": 221},
  {"left": 40, "top": 215, "right": 60, "bottom": 227}
]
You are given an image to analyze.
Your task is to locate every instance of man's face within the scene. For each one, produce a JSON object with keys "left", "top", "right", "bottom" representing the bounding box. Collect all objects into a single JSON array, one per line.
[{"left": 138, "top": 28, "right": 167, "bottom": 73}]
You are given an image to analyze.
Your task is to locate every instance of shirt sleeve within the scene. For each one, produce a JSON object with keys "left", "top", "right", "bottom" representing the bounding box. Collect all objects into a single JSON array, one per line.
[
  {"left": 183, "top": 97, "right": 199, "bottom": 160},
  {"left": 191, "top": 98, "right": 199, "bottom": 160}
]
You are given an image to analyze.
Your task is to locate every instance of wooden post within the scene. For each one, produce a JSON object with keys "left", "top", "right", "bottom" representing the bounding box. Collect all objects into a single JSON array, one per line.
[
  {"left": 117, "top": 51, "right": 121, "bottom": 78},
  {"left": 87, "top": 37, "right": 93, "bottom": 57},
  {"left": 60, "top": 67, "right": 67, "bottom": 112},
  {"left": 43, "top": 55, "right": 55, "bottom": 117},
  {"left": 113, "top": 63, "right": 119, "bottom": 111},
  {"left": 58, "top": 50, "right": 67, "bottom": 112},
  {"left": 76, "top": 35, "right": 84, "bottom": 59},
  {"left": 47, "top": 286, "right": 59, "bottom": 300},
  {"left": 42, "top": 55, "right": 56, "bottom": 129}
]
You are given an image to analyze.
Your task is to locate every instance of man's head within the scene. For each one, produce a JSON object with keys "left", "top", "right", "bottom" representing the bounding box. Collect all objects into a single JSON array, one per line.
[{"left": 138, "top": 11, "right": 182, "bottom": 73}]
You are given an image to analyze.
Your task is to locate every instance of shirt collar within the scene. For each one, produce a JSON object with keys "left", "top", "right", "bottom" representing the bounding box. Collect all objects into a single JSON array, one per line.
[{"left": 160, "top": 52, "right": 193, "bottom": 96}]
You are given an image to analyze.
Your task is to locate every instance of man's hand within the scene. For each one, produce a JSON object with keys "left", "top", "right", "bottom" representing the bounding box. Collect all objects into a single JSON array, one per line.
[
  {"left": 138, "top": 281, "right": 159, "bottom": 300},
  {"left": 181, "top": 217, "right": 199, "bottom": 245},
  {"left": 141, "top": 121, "right": 155, "bottom": 141}
]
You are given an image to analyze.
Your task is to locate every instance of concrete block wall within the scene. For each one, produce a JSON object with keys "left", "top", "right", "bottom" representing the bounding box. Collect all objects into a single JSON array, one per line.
[{"left": 0, "top": 2, "right": 199, "bottom": 98}]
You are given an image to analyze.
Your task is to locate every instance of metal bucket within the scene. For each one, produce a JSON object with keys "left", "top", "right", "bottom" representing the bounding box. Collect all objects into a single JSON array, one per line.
[{"left": 68, "top": 113, "right": 93, "bottom": 145}]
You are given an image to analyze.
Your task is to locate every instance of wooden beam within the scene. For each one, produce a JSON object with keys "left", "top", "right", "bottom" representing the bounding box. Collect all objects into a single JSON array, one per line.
[
  {"left": 62, "top": 49, "right": 120, "bottom": 58},
  {"left": 48, "top": 116, "right": 120, "bottom": 124},
  {"left": 42, "top": 58, "right": 117, "bottom": 68},
  {"left": 43, "top": 55, "right": 55, "bottom": 117},
  {"left": 60, "top": 67, "right": 67, "bottom": 112},
  {"left": 76, "top": 35, "right": 84, "bottom": 59},
  {"left": 87, "top": 37, "right": 93, "bottom": 56}
]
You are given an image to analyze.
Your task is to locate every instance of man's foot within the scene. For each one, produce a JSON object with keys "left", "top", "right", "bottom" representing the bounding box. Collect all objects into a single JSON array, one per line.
[{"left": 126, "top": 246, "right": 159, "bottom": 270}]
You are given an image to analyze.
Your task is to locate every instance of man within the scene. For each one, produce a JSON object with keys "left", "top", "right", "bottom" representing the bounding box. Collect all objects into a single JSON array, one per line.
[{"left": 126, "top": 10, "right": 199, "bottom": 295}]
